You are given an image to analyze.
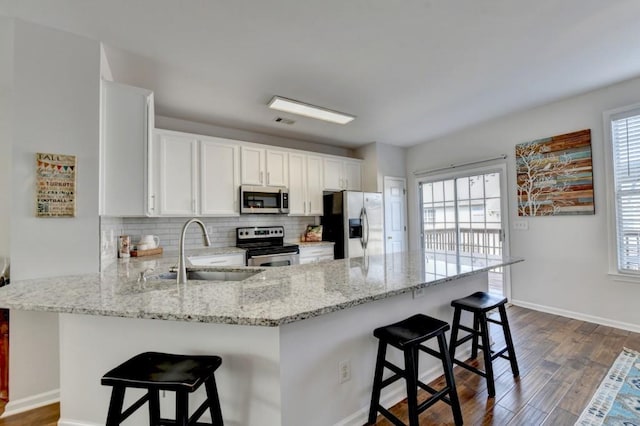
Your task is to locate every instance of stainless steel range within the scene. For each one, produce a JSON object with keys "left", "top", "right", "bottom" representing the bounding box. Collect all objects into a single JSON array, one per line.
[{"left": 236, "top": 226, "right": 300, "bottom": 267}]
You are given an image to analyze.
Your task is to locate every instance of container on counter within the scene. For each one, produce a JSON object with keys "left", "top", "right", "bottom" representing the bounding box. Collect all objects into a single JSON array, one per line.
[{"left": 118, "top": 235, "right": 131, "bottom": 258}]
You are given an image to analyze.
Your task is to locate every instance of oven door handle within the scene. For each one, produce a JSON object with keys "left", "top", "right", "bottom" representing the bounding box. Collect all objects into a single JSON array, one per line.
[{"left": 248, "top": 253, "right": 297, "bottom": 259}]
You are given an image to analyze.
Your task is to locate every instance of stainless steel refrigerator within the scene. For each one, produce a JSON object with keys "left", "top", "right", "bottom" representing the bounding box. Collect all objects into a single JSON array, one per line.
[{"left": 321, "top": 191, "right": 384, "bottom": 259}]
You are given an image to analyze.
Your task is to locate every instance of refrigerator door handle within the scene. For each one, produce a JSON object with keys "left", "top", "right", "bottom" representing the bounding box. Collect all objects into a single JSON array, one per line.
[
  {"left": 360, "top": 208, "right": 366, "bottom": 249},
  {"left": 363, "top": 207, "right": 369, "bottom": 249}
]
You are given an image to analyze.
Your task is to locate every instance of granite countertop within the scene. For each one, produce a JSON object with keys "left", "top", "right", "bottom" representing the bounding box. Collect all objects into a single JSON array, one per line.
[{"left": 0, "top": 251, "right": 522, "bottom": 327}]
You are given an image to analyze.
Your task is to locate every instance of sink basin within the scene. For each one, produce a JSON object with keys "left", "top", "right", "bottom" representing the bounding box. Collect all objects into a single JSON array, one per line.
[{"left": 153, "top": 270, "right": 260, "bottom": 282}]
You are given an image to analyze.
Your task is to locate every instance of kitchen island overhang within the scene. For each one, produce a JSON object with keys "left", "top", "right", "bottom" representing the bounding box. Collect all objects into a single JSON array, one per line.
[{"left": 0, "top": 251, "right": 522, "bottom": 426}]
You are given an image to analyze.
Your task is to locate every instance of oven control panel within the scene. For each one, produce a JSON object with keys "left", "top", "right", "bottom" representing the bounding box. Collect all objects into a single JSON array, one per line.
[{"left": 236, "top": 226, "right": 285, "bottom": 240}]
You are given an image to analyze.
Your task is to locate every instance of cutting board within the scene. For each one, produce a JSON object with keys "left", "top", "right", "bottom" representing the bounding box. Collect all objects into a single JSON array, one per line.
[{"left": 130, "top": 247, "right": 163, "bottom": 257}]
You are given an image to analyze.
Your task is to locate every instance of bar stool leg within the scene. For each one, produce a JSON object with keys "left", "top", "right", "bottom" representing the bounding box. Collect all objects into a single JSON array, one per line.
[
  {"left": 403, "top": 347, "right": 419, "bottom": 426},
  {"left": 368, "top": 340, "right": 387, "bottom": 424},
  {"left": 471, "top": 312, "right": 480, "bottom": 359},
  {"left": 437, "top": 333, "right": 463, "bottom": 426},
  {"left": 478, "top": 315, "right": 495, "bottom": 397},
  {"left": 148, "top": 389, "right": 160, "bottom": 425},
  {"left": 499, "top": 305, "right": 519, "bottom": 377},
  {"left": 106, "top": 386, "right": 125, "bottom": 426},
  {"left": 205, "top": 375, "right": 224, "bottom": 425},
  {"left": 175, "top": 390, "right": 189, "bottom": 426},
  {"left": 449, "top": 307, "right": 462, "bottom": 362}
]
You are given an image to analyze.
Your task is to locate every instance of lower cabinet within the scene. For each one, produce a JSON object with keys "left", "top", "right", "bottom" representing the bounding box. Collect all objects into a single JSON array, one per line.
[
  {"left": 299, "top": 245, "right": 335, "bottom": 264},
  {"left": 188, "top": 253, "right": 245, "bottom": 266}
]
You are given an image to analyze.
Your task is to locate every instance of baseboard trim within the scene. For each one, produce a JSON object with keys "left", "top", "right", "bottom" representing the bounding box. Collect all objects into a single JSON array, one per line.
[
  {"left": 334, "top": 348, "right": 472, "bottom": 426},
  {"left": 0, "top": 388, "right": 59, "bottom": 418},
  {"left": 511, "top": 299, "right": 640, "bottom": 334},
  {"left": 58, "top": 418, "right": 103, "bottom": 426}
]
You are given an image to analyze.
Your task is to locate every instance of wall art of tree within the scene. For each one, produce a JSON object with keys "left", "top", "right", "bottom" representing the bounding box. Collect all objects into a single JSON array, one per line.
[{"left": 516, "top": 129, "right": 594, "bottom": 216}]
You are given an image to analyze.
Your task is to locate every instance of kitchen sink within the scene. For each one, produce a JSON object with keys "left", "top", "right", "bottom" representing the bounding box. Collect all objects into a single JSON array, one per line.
[{"left": 153, "top": 270, "right": 261, "bottom": 282}]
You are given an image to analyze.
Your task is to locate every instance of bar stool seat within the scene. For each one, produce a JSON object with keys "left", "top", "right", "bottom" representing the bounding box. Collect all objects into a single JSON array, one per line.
[
  {"left": 449, "top": 291, "right": 519, "bottom": 397},
  {"left": 368, "top": 314, "right": 463, "bottom": 426},
  {"left": 102, "top": 352, "right": 224, "bottom": 426}
]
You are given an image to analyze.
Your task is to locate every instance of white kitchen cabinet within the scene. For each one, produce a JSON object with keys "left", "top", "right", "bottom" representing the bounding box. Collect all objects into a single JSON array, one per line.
[
  {"left": 150, "top": 130, "right": 240, "bottom": 216},
  {"left": 288, "top": 153, "right": 324, "bottom": 216},
  {"left": 306, "top": 155, "right": 324, "bottom": 215},
  {"left": 241, "top": 147, "right": 288, "bottom": 187},
  {"left": 323, "top": 158, "right": 362, "bottom": 191},
  {"left": 100, "top": 80, "right": 154, "bottom": 216},
  {"left": 188, "top": 252, "right": 245, "bottom": 266},
  {"left": 200, "top": 139, "right": 240, "bottom": 216},
  {"left": 151, "top": 132, "right": 198, "bottom": 215},
  {"left": 299, "top": 244, "right": 334, "bottom": 264}
]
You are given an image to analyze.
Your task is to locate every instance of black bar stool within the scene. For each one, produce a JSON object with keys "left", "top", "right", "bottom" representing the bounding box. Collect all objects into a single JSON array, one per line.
[
  {"left": 101, "top": 352, "right": 224, "bottom": 426},
  {"left": 449, "top": 291, "right": 519, "bottom": 397},
  {"left": 368, "top": 314, "right": 463, "bottom": 426}
]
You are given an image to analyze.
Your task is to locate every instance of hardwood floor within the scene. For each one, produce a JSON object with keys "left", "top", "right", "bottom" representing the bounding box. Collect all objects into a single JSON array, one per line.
[
  {"left": 0, "top": 401, "right": 58, "bottom": 426},
  {"left": 0, "top": 306, "right": 638, "bottom": 425},
  {"left": 373, "top": 305, "right": 640, "bottom": 425}
]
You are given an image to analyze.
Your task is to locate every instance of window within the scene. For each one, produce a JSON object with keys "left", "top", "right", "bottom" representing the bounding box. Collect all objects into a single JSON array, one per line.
[{"left": 610, "top": 107, "right": 640, "bottom": 274}]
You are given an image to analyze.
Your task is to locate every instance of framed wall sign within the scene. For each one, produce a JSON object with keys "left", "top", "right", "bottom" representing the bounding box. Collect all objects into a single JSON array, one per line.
[{"left": 36, "top": 152, "right": 76, "bottom": 218}]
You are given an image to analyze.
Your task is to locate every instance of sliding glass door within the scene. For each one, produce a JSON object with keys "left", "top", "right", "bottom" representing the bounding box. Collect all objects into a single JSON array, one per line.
[{"left": 419, "top": 165, "right": 508, "bottom": 296}]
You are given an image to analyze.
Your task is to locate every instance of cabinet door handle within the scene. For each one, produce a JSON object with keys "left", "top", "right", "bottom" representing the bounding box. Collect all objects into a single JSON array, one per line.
[
  {"left": 149, "top": 195, "right": 155, "bottom": 211},
  {"left": 309, "top": 201, "right": 311, "bottom": 213},
  {"left": 304, "top": 201, "right": 307, "bottom": 214},
  {"left": 260, "top": 171, "right": 264, "bottom": 184},
  {"left": 267, "top": 172, "right": 270, "bottom": 185}
]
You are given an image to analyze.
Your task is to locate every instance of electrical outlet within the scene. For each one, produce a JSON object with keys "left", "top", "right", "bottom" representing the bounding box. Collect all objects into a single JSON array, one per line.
[
  {"left": 339, "top": 359, "right": 351, "bottom": 383},
  {"left": 513, "top": 220, "right": 529, "bottom": 231}
]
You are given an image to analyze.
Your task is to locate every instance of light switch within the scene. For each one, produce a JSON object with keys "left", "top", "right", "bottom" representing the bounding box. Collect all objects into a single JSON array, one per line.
[{"left": 513, "top": 220, "right": 529, "bottom": 231}]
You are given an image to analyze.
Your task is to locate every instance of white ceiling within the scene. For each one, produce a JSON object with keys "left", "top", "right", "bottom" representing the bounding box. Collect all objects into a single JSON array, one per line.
[{"left": 4, "top": 0, "right": 640, "bottom": 149}]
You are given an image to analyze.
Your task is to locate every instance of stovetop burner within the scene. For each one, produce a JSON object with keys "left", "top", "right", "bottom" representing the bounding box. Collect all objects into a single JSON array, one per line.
[{"left": 236, "top": 226, "right": 299, "bottom": 254}]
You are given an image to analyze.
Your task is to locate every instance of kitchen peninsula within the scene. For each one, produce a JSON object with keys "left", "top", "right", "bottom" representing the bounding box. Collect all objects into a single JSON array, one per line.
[{"left": 0, "top": 251, "right": 522, "bottom": 426}]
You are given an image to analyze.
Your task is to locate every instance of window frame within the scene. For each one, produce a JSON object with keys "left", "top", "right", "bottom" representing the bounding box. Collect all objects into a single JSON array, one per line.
[
  {"left": 416, "top": 161, "right": 511, "bottom": 297},
  {"left": 603, "top": 102, "right": 640, "bottom": 281}
]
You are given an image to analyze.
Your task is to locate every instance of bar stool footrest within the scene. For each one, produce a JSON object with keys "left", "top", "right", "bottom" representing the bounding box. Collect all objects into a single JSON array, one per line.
[{"left": 453, "top": 358, "right": 488, "bottom": 378}]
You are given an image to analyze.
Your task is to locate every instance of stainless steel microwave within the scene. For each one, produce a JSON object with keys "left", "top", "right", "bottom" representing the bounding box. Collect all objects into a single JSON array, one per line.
[{"left": 240, "top": 185, "right": 290, "bottom": 214}]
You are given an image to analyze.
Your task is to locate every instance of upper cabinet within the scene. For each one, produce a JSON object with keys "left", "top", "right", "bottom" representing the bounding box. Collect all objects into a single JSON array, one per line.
[
  {"left": 241, "top": 147, "right": 288, "bottom": 187},
  {"left": 323, "top": 157, "right": 362, "bottom": 191},
  {"left": 149, "top": 132, "right": 197, "bottom": 216},
  {"left": 200, "top": 139, "right": 240, "bottom": 216},
  {"left": 109, "top": 123, "right": 364, "bottom": 218},
  {"left": 289, "top": 153, "right": 324, "bottom": 216},
  {"left": 149, "top": 130, "right": 240, "bottom": 216},
  {"left": 100, "top": 80, "right": 154, "bottom": 216}
]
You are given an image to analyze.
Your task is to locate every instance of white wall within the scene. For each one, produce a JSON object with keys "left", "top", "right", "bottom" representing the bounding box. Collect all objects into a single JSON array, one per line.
[
  {"left": 5, "top": 19, "right": 101, "bottom": 412},
  {"left": 406, "top": 74, "right": 640, "bottom": 329},
  {"left": 355, "top": 142, "right": 407, "bottom": 193},
  {"left": 0, "top": 17, "right": 13, "bottom": 259},
  {"left": 12, "top": 19, "right": 100, "bottom": 279}
]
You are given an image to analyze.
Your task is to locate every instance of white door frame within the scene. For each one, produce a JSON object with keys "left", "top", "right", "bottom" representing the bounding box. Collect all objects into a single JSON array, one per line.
[
  {"left": 383, "top": 176, "right": 408, "bottom": 253},
  {"left": 416, "top": 162, "right": 511, "bottom": 299}
]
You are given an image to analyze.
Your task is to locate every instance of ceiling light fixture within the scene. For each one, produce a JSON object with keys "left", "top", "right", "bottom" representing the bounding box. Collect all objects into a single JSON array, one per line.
[{"left": 268, "top": 96, "right": 355, "bottom": 125}]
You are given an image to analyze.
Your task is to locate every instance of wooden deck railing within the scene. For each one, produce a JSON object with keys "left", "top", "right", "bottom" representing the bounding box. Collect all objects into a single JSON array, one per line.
[{"left": 423, "top": 227, "right": 503, "bottom": 255}]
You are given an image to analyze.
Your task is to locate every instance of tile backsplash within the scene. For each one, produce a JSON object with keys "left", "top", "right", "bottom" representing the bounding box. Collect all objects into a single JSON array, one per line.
[{"left": 100, "top": 215, "right": 318, "bottom": 270}]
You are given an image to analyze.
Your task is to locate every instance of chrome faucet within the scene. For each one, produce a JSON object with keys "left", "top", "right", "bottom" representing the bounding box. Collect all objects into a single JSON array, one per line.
[{"left": 177, "top": 218, "right": 211, "bottom": 284}]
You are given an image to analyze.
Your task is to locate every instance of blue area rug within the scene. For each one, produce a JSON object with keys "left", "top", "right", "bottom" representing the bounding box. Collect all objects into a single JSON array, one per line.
[{"left": 576, "top": 347, "right": 640, "bottom": 425}]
